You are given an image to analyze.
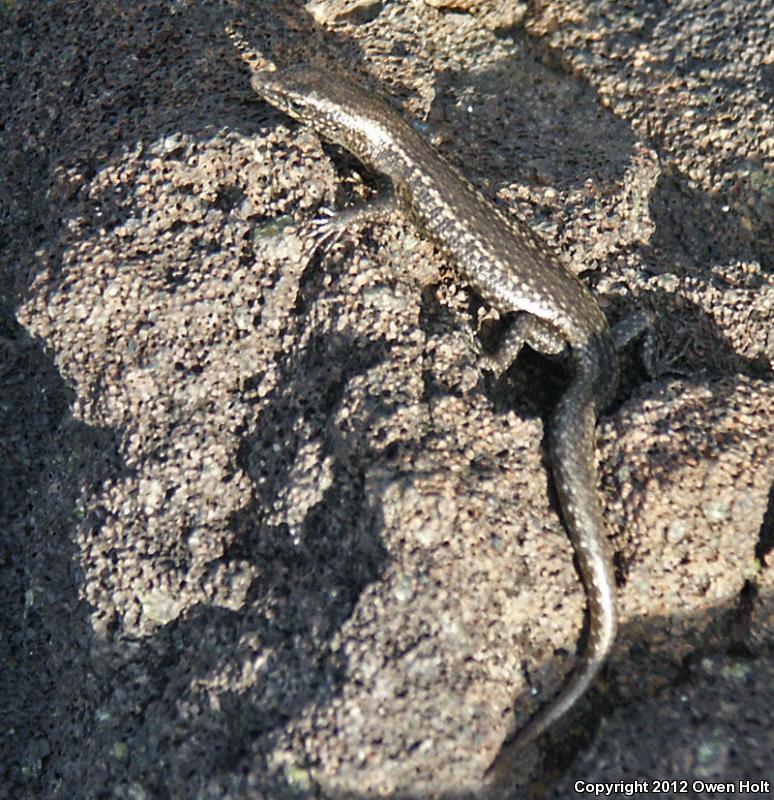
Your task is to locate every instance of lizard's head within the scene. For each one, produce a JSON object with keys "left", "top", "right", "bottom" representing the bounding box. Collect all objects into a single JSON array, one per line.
[{"left": 251, "top": 65, "right": 408, "bottom": 160}]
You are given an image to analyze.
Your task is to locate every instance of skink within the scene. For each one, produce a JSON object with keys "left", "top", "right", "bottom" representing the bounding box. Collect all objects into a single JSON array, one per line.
[{"left": 251, "top": 65, "right": 621, "bottom": 769}]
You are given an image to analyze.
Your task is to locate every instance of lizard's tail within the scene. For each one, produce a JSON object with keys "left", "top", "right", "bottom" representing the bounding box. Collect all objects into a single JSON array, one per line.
[{"left": 485, "top": 375, "right": 617, "bottom": 777}]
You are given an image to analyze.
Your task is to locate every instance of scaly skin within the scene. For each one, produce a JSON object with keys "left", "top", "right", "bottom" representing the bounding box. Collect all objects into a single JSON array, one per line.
[{"left": 251, "top": 65, "right": 620, "bottom": 769}]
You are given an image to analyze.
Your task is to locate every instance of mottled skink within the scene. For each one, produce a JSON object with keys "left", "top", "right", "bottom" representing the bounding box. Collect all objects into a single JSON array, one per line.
[{"left": 251, "top": 65, "right": 623, "bottom": 767}]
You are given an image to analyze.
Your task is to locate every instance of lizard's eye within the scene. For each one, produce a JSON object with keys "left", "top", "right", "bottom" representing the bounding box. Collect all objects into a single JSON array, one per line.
[{"left": 284, "top": 97, "right": 306, "bottom": 116}]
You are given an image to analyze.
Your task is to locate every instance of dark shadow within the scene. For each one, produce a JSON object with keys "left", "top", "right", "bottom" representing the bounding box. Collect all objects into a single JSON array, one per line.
[
  {"left": 426, "top": 38, "right": 637, "bottom": 202},
  {"left": 761, "top": 62, "right": 774, "bottom": 105},
  {"left": 0, "top": 311, "right": 122, "bottom": 794},
  {"left": 541, "top": 0, "right": 774, "bottom": 273},
  {"left": 644, "top": 164, "right": 773, "bottom": 273}
]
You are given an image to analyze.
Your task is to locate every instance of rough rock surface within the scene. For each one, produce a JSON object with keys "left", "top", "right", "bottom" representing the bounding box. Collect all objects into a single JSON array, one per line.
[{"left": 1, "top": 1, "right": 772, "bottom": 799}]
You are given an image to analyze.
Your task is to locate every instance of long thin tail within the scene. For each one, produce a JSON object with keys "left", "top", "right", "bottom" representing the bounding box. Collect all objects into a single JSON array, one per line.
[{"left": 485, "top": 375, "right": 617, "bottom": 775}]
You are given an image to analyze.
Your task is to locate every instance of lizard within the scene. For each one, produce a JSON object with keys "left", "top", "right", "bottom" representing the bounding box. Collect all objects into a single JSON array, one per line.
[{"left": 251, "top": 64, "right": 647, "bottom": 771}]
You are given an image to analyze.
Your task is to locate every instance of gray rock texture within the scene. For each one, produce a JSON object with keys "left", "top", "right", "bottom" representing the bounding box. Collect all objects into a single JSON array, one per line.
[{"left": 1, "top": 1, "right": 772, "bottom": 798}]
